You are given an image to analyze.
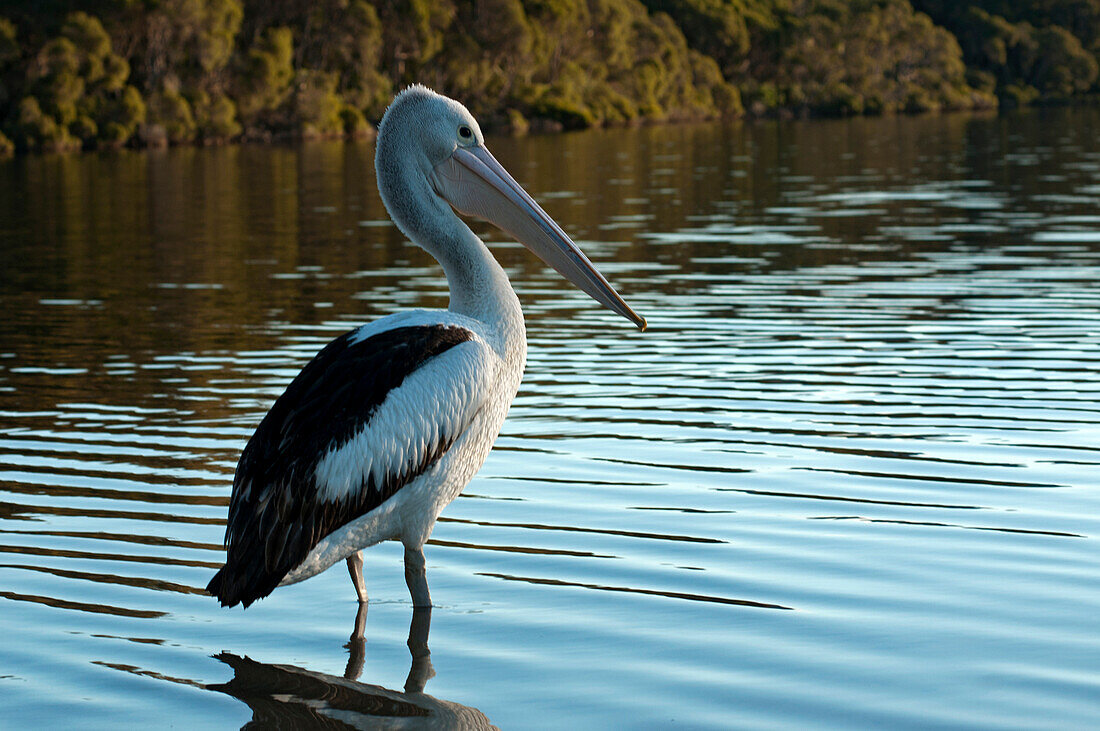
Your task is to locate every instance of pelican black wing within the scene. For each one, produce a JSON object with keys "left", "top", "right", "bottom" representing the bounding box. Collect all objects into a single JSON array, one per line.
[{"left": 207, "top": 324, "right": 475, "bottom": 607}]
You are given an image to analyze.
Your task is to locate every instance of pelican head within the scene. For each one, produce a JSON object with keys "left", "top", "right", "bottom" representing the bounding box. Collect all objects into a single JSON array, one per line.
[{"left": 376, "top": 85, "right": 646, "bottom": 330}]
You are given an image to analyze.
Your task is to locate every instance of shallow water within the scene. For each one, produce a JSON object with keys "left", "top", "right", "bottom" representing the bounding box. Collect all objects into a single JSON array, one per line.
[{"left": 1, "top": 108, "right": 1099, "bottom": 728}]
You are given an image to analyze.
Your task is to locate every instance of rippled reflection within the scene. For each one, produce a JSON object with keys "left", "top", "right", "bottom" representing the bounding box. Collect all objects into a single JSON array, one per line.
[
  {"left": 2, "top": 107, "right": 1100, "bottom": 728},
  {"left": 210, "top": 608, "right": 496, "bottom": 730},
  {"left": 94, "top": 607, "right": 497, "bottom": 729}
]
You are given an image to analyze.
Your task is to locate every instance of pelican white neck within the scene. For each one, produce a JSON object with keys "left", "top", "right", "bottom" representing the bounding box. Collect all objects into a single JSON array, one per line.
[{"left": 374, "top": 96, "right": 518, "bottom": 328}]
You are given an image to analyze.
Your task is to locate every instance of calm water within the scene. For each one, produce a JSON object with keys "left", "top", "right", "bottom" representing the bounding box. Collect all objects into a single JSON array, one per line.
[{"left": 1, "top": 108, "right": 1099, "bottom": 728}]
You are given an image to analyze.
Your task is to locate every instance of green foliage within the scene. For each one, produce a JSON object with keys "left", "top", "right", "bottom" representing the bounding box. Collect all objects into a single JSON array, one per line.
[
  {"left": 503, "top": 0, "right": 742, "bottom": 127},
  {"left": 1002, "top": 82, "right": 1041, "bottom": 106},
  {"left": 235, "top": 26, "right": 293, "bottom": 127},
  {"left": 12, "top": 95, "right": 76, "bottom": 151},
  {"left": 0, "top": 127, "right": 12, "bottom": 155},
  {"left": 1033, "top": 25, "right": 1098, "bottom": 97},
  {"left": 291, "top": 69, "right": 344, "bottom": 137},
  {"left": 3, "top": 12, "right": 147, "bottom": 149},
  {"left": 62, "top": 12, "right": 112, "bottom": 68},
  {"left": 192, "top": 90, "right": 241, "bottom": 140},
  {"left": 741, "top": 0, "right": 995, "bottom": 116},
  {"left": 913, "top": 1, "right": 1100, "bottom": 102},
  {"left": 0, "top": 18, "right": 17, "bottom": 67},
  {"left": 69, "top": 113, "right": 97, "bottom": 142},
  {"left": 127, "top": 0, "right": 244, "bottom": 90},
  {"left": 0, "top": 18, "right": 19, "bottom": 111},
  {"left": 2, "top": 0, "right": 1100, "bottom": 154},
  {"left": 394, "top": 0, "right": 456, "bottom": 70},
  {"left": 30, "top": 38, "right": 83, "bottom": 127},
  {"left": 95, "top": 84, "right": 147, "bottom": 146},
  {"left": 639, "top": 0, "right": 754, "bottom": 74},
  {"left": 147, "top": 86, "right": 197, "bottom": 143},
  {"left": 505, "top": 107, "right": 529, "bottom": 135}
]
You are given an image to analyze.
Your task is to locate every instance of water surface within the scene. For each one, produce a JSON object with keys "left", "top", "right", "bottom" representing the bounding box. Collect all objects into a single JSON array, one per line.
[{"left": 1, "top": 108, "right": 1099, "bottom": 728}]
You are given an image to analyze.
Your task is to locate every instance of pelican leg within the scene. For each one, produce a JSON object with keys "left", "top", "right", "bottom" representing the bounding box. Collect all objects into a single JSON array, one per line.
[
  {"left": 404, "top": 545, "right": 432, "bottom": 608},
  {"left": 347, "top": 551, "right": 368, "bottom": 604}
]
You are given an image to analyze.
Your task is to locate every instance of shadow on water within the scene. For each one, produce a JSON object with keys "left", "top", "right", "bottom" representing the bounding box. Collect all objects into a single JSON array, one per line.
[
  {"left": 101, "top": 607, "right": 498, "bottom": 730},
  {"left": 210, "top": 608, "right": 497, "bottom": 730}
]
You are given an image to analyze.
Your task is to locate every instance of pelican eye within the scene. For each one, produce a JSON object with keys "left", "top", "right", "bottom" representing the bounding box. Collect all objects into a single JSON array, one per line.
[{"left": 458, "top": 125, "right": 473, "bottom": 140}]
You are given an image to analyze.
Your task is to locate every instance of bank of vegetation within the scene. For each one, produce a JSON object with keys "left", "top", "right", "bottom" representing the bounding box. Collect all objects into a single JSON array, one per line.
[{"left": 0, "top": 0, "right": 1097, "bottom": 154}]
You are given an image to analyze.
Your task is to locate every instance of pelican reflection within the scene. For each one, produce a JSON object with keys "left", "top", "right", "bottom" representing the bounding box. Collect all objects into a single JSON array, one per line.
[{"left": 210, "top": 607, "right": 496, "bottom": 729}]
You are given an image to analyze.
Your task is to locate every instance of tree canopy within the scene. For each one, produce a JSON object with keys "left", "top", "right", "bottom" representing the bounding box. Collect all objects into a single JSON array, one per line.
[{"left": 0, "top": 0, "right": 1097, "bottom": 153}]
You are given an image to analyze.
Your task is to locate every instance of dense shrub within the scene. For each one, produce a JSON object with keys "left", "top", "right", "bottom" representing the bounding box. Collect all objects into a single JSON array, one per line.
[
  {"left": 914, "top": 1, "right": 1100, "bottom": 103},
  {"left": 0, "top": 0, "right": 1098, "bottom": 152}
]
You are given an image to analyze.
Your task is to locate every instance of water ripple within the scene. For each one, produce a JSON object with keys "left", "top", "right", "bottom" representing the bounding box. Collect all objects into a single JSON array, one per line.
[{"left": 1, "top": 111, "right": 1099, "bottom": 728}]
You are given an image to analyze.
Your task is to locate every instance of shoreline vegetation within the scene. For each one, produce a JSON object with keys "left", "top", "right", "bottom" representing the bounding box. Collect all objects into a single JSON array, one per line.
[{"left": 0, "top": 1, "right": 1098, "bottom": 156}]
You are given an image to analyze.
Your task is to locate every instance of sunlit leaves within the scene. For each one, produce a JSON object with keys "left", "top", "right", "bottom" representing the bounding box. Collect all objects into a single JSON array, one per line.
[
  {"left": 1, "top": 0, "right": 1099, "bottom": 152},
  {"left": 742, "top": 0, "right": 995, "bottom": 116}
]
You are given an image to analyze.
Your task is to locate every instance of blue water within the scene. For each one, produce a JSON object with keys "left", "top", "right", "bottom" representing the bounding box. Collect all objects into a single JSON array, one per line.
[{"left": 1, "top": 108, "right": 1099, "bottom": 728}]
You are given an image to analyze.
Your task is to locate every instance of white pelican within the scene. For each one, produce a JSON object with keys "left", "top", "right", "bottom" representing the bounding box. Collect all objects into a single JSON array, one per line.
[{"left": 207, "top": 85, "right": 645, "bottom": 609}]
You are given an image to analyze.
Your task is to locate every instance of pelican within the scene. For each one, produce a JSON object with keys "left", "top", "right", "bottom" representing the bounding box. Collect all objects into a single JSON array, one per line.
[{"left": 207, "top": 85, "right": 645, "bottom": 609}]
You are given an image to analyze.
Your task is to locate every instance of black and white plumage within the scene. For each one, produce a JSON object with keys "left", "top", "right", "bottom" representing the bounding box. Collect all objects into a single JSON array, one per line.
[
  {"left": 208, "top": 324, "right": 473, "bottom": 606},
  {"left": 207, "top": 85, "right": 644, "bottom": 610}
]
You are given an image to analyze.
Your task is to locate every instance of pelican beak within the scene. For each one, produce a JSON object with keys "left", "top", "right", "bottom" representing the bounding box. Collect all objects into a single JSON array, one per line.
[{"left": 431, "top": 144, "right": 647, "bottom": 330}]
